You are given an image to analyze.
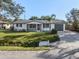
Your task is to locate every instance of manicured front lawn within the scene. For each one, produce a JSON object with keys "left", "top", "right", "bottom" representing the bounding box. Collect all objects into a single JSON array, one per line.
[
  {"left": 0, "top": 46, "right": 49, "bottom": 51},
  {"left": 0, "top": 31, "right": 59, "bottom": 47}
]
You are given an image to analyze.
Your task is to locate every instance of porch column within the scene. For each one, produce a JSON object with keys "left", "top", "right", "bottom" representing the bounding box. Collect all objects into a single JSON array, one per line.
[
  {"left": 41, "top": 24, "right": 43, "bottom": 32},
  {"left": 50, "top": 24, "right": 51, "bottom": 31},
  {"left": 36, "top": 24, "right": 37, "bottom": 32},
  {"left": 63, "top": 24, "right": 65, "bottom": 31},
  {"left": 26, "top": 24, "right": 27, "bottom": 31}
]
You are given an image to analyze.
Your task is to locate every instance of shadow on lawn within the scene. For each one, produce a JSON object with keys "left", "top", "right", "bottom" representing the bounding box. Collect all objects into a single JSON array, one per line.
[
  {"left": 2, "top": 31, "right": 30, "bottom": 33},
  {"left": 3, "top": 35, "right": 26, "bottom": 40}
]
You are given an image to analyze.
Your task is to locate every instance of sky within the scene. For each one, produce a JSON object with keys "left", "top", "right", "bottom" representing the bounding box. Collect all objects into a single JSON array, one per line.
[{"left": 15, "top": 0, "right": 79, "bottom": 20}]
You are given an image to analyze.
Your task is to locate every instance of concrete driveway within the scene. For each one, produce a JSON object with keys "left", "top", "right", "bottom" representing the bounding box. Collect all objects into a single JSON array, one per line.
[
  {"left": 57, "top": 31, "right": 79, "bottom": 48},
  {"left": 58, "top": 31, "right": 79, "bottom": 42}
]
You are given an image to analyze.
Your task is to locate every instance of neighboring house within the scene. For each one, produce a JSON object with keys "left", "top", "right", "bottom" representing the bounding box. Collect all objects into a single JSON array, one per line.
[
  {"left": 0, "top": 21, "right": 11, "bottom": 29},
  {"left": 13, "top": 20, "right": 66, "bottom": 32},
  {"left": 3, "top": 23, "right": 11, "bottom": 29}
]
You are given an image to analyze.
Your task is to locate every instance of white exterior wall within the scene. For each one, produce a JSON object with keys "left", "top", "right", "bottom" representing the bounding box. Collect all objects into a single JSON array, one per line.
[
  {"left": 63, "top": 24, "right": 65, "bottom": 31},
  {"left": 14, "top": 24, "right": 27, "bottom": 31},
  {"left": 42, "top": 24, "right": 55, "bottom": 31},
  {"left": 42, "top": 24, "right": 50, "bottom": 31},
  {"left": 41, "top": 24, "right": 43, "bottom": 31},
  {"left": 51, "top": 24, "right": 55, "bottom": 30},
  {"left": 42, "top": 28, "right": 50, "bottom": 31}
]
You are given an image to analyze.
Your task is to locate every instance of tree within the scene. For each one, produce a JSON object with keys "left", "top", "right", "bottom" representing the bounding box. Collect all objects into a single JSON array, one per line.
[
  {"left": 0, "top": 0, "right": 24, "bottom": 20},
  {"left": 40, "top": 14, "right": 56, "bottom": 21},
  {"left": 41, "top": 16, "right": 51, "bottom": 21},
  {"left": 7, "top": 3, "right": 24, "bottom": 20},
  {"left": 29, "top": 14, "right": 56, "bottom": 21},
  {"left": 51, "top": 14, "right": 56, "bottom": 20},
  {"left": 29, "top": 16, "right": 39, "bottom": 20},
  {"left": 66, "top": 8, "right": 79, "bottom": 31}
]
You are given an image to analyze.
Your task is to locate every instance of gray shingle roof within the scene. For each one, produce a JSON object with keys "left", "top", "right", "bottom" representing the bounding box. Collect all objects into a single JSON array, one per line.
[
  {"left": 13, "top": 20, "right": 65, "bottom": 24},
  {"left": 0, "top": 21, "right": 8, "bottom": 24}
]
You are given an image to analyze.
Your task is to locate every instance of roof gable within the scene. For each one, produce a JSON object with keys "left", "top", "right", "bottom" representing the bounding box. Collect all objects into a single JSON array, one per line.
[{"left": 27, "top": 21, "right": 42, "bottom": 24}]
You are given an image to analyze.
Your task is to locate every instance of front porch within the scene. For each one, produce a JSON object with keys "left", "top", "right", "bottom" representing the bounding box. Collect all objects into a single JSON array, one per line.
[{"left": 27, "top": 24, "right": 42, "bottom": 32}]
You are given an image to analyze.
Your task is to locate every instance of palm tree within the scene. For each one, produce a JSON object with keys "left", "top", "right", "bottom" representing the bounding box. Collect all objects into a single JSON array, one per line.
[{"left": 51, "top": 14, "right": 56, "bottom": 20}]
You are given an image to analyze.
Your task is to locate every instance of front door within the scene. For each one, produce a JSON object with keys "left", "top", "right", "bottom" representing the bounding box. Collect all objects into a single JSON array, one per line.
[{"left": 37, "top": 24, "right": 41, "bottom": 31}]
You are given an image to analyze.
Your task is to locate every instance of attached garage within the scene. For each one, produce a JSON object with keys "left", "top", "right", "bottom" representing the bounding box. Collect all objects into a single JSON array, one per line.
[{"left": 55, "top": 24, "right": 64, "bottom": 31}]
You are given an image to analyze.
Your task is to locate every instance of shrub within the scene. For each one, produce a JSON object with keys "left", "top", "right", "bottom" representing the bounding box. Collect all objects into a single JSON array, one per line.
[
  {"left": 75, "top": 29, "right": 79, "bottom": 32},
  {"left": 22, "top": 40, "right": 39, "bottom": 47},
  {"left": 22, "top": 29, "right": 26, "bottom": 32},
  {"left": 10, "top": 26, "right": 14, "bottom": 31},
  {"left": 49, "top": 35, "right": 60, "bottom": 43},
  {"left": 51, "top": 29, "right": 57, "bottom": 34}
]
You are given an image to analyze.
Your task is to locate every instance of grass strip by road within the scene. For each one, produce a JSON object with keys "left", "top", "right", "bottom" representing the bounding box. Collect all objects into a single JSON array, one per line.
[{"left": 0, "top": 46, "right": 49, "bottom": 51}]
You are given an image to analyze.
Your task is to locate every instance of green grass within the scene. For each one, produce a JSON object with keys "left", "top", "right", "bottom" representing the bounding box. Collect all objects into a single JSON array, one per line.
[
  {"left": 0, "top": 32, "right": 42, "bottom": 38},
  {"left": 0, "top": 31, "right": 59, "bottom": 47},
  {"left": 0, "top": 31, "right": 59, "bottom": 50},
  {"left": 0, "top": 31, "right": 57, "bottom": 41},
  {"left": 0, "top": 46, "right": 49, "bottom": 51}
]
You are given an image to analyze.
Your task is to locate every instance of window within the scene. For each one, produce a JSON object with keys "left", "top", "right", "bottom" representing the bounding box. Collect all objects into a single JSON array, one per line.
[
  {"left": 29, "top": 24, "right": 36, "bottom": 28},
  {"left": 43, "top": 24, "right": 49, "bottom": 28},
  {"left": 16, "top": 24, "right": 22, "bottom": 27},
  {"left": 19, "top": 24, "right": 22, "bottom": 27},
  {"left": 16, "top": 24, "right": 18, "bottom": 27}
]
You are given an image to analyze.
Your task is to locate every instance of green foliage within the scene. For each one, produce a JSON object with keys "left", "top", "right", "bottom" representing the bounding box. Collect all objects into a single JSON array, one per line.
[
  {"left": 0, "top": 0, "right": 24, "bottom": 19},
  {"left": 0, "top": 32, "right": 59, "bottom": 47},
  {"left": 41, "top": 16, "right": 51, "bottom": 21},
  {"left": 72, "top": 20, "right": 79, "bottom": 30},
  {"left": 51, "top": 29, "right": 57, "bottom": 34},
  {"left": 29, "top": 14, "right": 56, "bottom": 21},
  {"left": 66, "top": 8, "right": 79, "bottom": 31},
  {"left": 49, "top": 35, "right": 60, "bottom": 43},
  {"left": 40, "top": 15, "right": 56, "bottom": 21},
  {"left": 0, "top": 46, "right": 49, "bottom": 51},
  {"left": 29, "top": 16, "right": 39, "bottom": 20},
  {"left": 75, "top": 29, "right": 79, "bottom": 32},
  {"left": 8, "top": 4, "right": 24, "bottom": 19},
  {"left": 23, "top": 40, "right": 39, "bottom": 47}
]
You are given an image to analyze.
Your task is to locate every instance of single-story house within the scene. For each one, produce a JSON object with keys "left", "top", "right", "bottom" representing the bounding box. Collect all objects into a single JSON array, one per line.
[{"left": 13, "top": 20, "right": 66, "bottom": 32}]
